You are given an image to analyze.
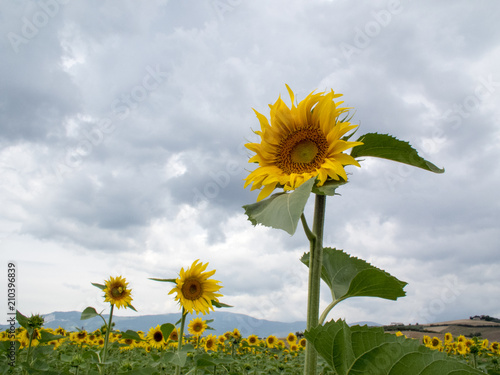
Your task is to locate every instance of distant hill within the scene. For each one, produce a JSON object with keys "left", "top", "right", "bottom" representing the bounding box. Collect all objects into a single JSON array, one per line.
[
  {"left": 383, "top": 318, "right": 500, "bottom": 342},
  {"left": 1, "top": 311, "right": 307, "bottom": 337}
]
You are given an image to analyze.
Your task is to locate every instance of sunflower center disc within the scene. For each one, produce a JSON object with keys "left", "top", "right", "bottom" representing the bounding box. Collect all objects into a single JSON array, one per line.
[
  {"left": 291, "top": 139, "right": 318, "bottom": 164},
  {"left": 153, "top": 332, "right": 163, "bottom": 342},
  {"left": 111, "top": 287, "right": 123, "bottom": 297},
  {"left": 182, "top": 279, "right": 203, "bottom": 300},
  {"left": 277, "top": 128, "right": 328, "bottom": 174}
]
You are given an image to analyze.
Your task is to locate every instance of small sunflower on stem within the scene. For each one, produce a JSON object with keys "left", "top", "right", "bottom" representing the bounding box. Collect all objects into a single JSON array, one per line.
[
  {"left": 188, "top": 317, "right": 207, "bottom": 337},
  {"left": 82, "top": 275, "right": 136, "bottom": 374},
  {"left": 168, "top": 259, "right": 223, "bottom": 315},
  {"left": 103, "top": 276, "right": 133, "bottom": 309},
  {"left": 151, "top": 259, "right": 227, "bottom": 375}
]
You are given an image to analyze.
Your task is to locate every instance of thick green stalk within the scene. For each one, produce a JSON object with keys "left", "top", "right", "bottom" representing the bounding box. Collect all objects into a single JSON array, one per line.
[
  {"left": 101, "top": 304, "right": 114, "bottom": 367},
  {"left": 175, "top": 308, "right": 187, "bottom": 375},
  {"left": 304, "top": 194, "right": 327, "bottom": 375}
]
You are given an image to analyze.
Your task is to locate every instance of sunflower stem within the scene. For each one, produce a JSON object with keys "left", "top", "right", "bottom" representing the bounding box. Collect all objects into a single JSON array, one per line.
[
  {"left": 300, "top": 213, "right": 316, "bottom": 243},
  {"left": 318, "top": 299, "right": 341, "bottom": 326},
  {"left": 304, "top": 193, "right": 326, "bottom": 375},
  {"left": 175, "top": 308, "right": 187, "bottom": 375},
  {"left": 101, "top": 303, "right": 114, "bottom": 369}
]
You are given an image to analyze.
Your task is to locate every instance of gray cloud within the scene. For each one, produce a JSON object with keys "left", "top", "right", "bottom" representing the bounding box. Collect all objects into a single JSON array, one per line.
[{"left": 1, "top": 0, "right": 499, "bottom": 324}]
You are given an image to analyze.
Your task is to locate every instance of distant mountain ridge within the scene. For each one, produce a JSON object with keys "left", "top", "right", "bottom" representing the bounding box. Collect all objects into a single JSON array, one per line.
[{"left": 3, "top": 311, "right": 308, "bottom": 338}]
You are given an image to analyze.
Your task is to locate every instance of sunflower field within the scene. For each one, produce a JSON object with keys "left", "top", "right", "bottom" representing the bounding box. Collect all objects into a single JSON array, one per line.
[
  {"left": 3, "top": 322, "right": 500, "bottom": 375},
  {"left": 0, "top": 322, "right": 320, "bottom": 375}
]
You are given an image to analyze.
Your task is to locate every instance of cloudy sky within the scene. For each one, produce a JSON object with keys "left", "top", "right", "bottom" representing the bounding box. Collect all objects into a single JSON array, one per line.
[{"left": 1, "top": 0, "right": 499, "bottom": 328}]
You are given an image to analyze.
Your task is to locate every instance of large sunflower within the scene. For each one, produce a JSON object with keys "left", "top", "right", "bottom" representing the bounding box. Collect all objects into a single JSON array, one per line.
[
  {"left": 103, "top": 275, "right": 133, "bottom": 309},
  {"left": 169, "top": 259, "right": 223, "bottom": 315},
  {"left": 244, "top": 85, "right": 363, "bottom": 201}
]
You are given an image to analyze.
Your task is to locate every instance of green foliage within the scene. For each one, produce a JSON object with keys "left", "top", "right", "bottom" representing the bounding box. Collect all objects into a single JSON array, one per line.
[
  {"left": 301, "top": 248, "right": 407, "bottom": 303},
  {"left": 91, "top": 282, "right": 106, "bottom": 290},
  {"left": 16, "top": 310, "right": 30, "bottom": 330},
  {"left": 160, "top": 323, "right": 175, "bottom": 341},
  {"left": 305, "top": 320, "right": 484, "bottom": 375},
  {"left": 351, "top": 133, "right": 445, "bottom": 173},
  {"left": 148, "top": 277, "right": 177, "bottom": 283},
  {"left": 242, "top": 177, "right": 315, "bottom": 235},
  {"left": 311, "top": 179, "right": 347, "bottom": 196},
  {"left": 81, "top": 306, "right": 102, "bottom": 321}
]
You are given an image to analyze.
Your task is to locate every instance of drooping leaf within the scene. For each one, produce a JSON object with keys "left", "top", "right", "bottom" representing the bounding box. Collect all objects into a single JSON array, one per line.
[
  {"left": 80, "top": 307, "right": 101, "bottom": 321},
  {"left": 126, "top": 303, "right": 138, "bottom": 312},
  {"left": 311, "top": 178, "right": 347, "bottom": 196},
  {"left": 301, "top": 248, "right": 407, "bottom": 303},
  {"left": 242, "top": 177, "right": 315, "bottom": 235},
  {"left": 305, "top": 320, "right": 484, "bottom": 375},
  {"left": 350, "top": 133, "right": 444, "bottom": 173}
]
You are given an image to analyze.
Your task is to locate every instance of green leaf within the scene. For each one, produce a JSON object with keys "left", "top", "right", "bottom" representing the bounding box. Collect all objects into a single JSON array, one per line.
[
  {"left": 16, "top": 310, "right": 29, "bottom": 330},
  {"left": 148, "top": 277, "right": 177, "bottom": 283},
  {"left": 242, "top": 177, "right": 315, "bottom": 235},
  {"left": 305, "top": 320, "right": 484, "bottom": 375},
  {"left": 212, "top": 300, "right": 233, "bottom": 309},
  {"left": 161, "top": 323, "right": 175, "bottom": 341},
  {"left": 81, "top": 307, "right": 101, "bottom": 320},
  {"left": 91, "top": 282, "right": 106, "bottom": 290},
  {"left": 311, "top": 179, "right": 347, "bottom": 196},
  {"left": 126, "top": 303, "right": 138, "bottom": 312},
  {"left": 120, "top": 330, "right": 145, "bottom": 342},
  {"left": 350, "top": 133, "right": 444, "bottom": 173},
  {"left": 38, "top": 330, "right": 66, "bottom": 344},
  {"left": 167, "top": 344, "right": 195, "bottom": 367},
  {"left": 301, "top": 248, "right": 407, "bottom": 303}
]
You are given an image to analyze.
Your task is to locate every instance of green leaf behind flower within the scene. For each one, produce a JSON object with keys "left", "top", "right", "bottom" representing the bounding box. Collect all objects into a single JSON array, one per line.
[
  {"left": 16, "top": 310, "right": 30, "bottom": 330},
  {"left": 161, "top": 323, "right": 175, "bottom": 341},
  {"left": 311, "top": 179, "right": 347, "bottom": 196},
  {"left": 242, "top": 177, "right": 316, "bottom": 235},
  {"left": 212, "top": 300, "right": 233, "bottom": 309},
  {"left": 91, "top": 282, "right": 106, "bottom": 290},
  {"left": 149, "top": 278, "right": 177, "bottom": 283},
  {"left": 305, "top": 320, "right": 484, "bottom": 375},
  {"left": 301, "top": 248, "right": 407, "bottom": 303},
  {"left": 350, "top": 133, "right": 444, "bottom": 173},
  {"left": 80, "top": 307, "right": 101, "bottom": 321}
]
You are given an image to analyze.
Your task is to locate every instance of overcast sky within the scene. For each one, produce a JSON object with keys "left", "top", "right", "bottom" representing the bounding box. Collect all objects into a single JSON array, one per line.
[{"left": 1, "top": 0, "right": 499, "bottom": 328}]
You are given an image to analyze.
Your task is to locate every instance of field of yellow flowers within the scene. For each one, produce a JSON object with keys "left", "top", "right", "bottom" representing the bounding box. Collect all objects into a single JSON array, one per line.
[
  {"left": 1, "top": 322, "right": 315, "bottom": 374},
  {"left": 3, "top": 322, "right": 500, "bottom": 374}
]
